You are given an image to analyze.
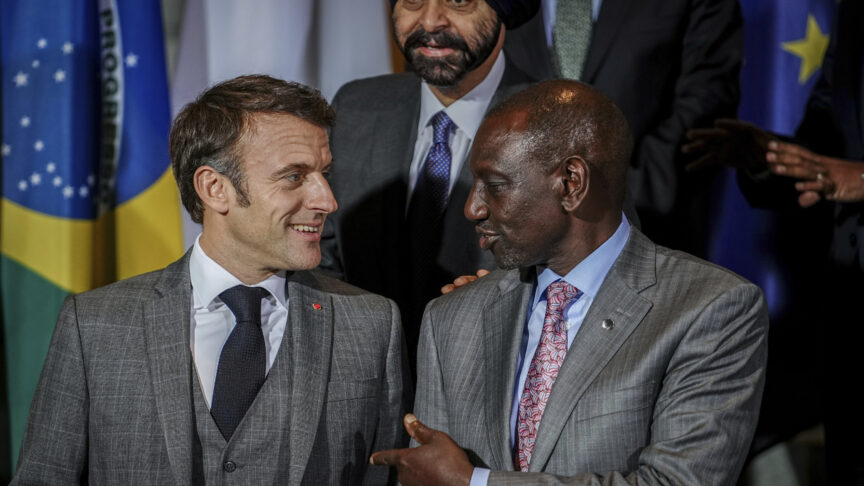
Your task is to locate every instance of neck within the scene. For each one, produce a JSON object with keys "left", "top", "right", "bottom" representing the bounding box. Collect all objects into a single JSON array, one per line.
[
  {"left": 199, "top": 230, "right": 275, "bottom": 285},
  {"left": 546, "top": 212, "right": 622, "bottom": 276},
  {"left": 429, "top": 29, "right": 505, "bottom": 107}
]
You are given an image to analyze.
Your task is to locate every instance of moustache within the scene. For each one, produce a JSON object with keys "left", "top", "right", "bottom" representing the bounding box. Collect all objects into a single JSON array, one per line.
[{"left": 403, "top": 28, "right": 470, "bottom": 55}]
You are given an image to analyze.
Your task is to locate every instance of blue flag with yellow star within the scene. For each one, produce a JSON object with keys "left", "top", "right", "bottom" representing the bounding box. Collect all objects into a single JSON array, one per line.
[
  {"left": 1, "top": 0, "right": 183, "bottom": 466},
  {"left": 707, "top": 0, "right": 835, "bottom": 315}
]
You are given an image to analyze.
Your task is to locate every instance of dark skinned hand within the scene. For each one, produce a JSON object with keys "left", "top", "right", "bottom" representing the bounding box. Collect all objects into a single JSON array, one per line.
[
  {"left": 767, "top": 140, "right": 864, "bottom": 207},
  {"left": 369, "top": 414, "right": 474, "bottom": 486},
  {"left": 682, "top": 118, "right": 776, "bottom": 173}
]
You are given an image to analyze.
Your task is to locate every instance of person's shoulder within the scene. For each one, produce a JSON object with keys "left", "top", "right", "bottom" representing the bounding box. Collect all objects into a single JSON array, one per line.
[
  {"left": 72, "top": 264, "right": 178, "bottom": 308},
  {"left": 295, "top": 270, "right": 396, "bottom": 312},
  {"left": 333, "top": 73, "right": 419, "bottom": 109},
  {"left": 427, "top": 268, "right": 521, "bottom": 314}
]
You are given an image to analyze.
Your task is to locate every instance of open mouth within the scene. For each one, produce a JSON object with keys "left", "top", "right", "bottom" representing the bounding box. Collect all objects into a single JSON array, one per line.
[
  {"left": 476, "top": 228, "right": 499, "bottom": 250},
  {"left": 290, "top": 224, "right": 319, "bottom": 233}
]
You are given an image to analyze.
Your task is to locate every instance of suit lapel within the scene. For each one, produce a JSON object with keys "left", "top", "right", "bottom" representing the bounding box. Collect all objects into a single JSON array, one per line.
[
  {"left": 284, "top": 272, "right": 334, "bottom": 485},
  {"left": 145, "top": 254, "right": 195, "bottom": 484},
  {"left": 529, "top": 230, "right": 657, "bottom": 471},
  {"left": 483, "top": 270, "right": 534, "bottom": 470},
  {"left": 582, "top": 0, "right": 632, "bottom": 82}
]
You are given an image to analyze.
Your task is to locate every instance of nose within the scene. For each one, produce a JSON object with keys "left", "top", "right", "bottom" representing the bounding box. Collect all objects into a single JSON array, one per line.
[
  {"left": 464, "top": 182, "right": 487, "bottom": 222},
  {"left": 308, "top": 173, "right": 338, "bottom": 214},
  {"left": 418, "top": 0, "right": 450, "bottom": 32}
]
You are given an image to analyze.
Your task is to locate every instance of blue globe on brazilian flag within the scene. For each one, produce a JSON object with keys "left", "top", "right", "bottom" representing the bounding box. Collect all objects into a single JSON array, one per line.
[{"left": 1, "top": 0, "right": 183, "bottom": 464}]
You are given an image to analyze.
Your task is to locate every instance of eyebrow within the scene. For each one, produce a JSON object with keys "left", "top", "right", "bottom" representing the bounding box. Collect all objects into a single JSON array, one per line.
[{"left": 270, "top": 162, "right": 332, "bottom": 179}]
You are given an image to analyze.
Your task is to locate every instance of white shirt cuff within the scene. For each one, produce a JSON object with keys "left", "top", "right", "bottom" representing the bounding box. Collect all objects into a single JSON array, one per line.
[{"left": 470, "top": 467, "right": 491, "bottom": 486}]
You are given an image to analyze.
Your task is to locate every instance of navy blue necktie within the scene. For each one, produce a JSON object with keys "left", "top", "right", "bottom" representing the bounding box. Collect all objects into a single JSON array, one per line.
[
  {"left": 210, "top": 285, "right": 269, "bottom": 441},
  {"left": 411, "top": 110, "right": 456, "bottom": 218}
]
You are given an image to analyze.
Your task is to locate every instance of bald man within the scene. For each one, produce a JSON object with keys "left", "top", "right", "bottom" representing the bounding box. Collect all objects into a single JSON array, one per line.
[{"left": 372, "top": 80, "right": 768, "bottom": 485}]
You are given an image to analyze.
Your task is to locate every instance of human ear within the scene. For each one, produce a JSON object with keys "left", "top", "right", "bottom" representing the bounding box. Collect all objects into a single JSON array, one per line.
[
  {"left": 560, "top": 155, "right": 589, "bottom": 212},
  {"left": 194, "top": 165, "right": 231, "bottom": 215}
]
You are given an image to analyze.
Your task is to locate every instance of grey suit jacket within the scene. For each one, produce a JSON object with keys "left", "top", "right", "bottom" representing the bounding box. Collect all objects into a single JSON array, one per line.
[
  {"left": 13, "top": 253, "right": 410, "bottom": 485},
  {"left": 414, "top": 229, "right": 768, "bottom": 485}
]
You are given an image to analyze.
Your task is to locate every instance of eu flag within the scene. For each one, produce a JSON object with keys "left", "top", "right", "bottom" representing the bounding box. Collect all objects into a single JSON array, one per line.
[{"left": 1, "top": 0, "right": 183, "bottom": 466}]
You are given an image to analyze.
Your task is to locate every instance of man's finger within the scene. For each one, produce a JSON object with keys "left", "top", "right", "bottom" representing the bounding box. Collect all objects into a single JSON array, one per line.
[
  {"left": 441, "top": 283, "right": 456, "bottom": 294},
  {"left": 798, "top": 191, "right": 823, "bottom": 208},
  {"left": 476, "top": 269, "right": 490, "bottom": 277},
  {"left": 370, "top": 448, "right": 405, "bottom": 466},
  {"left": 403, "top": 413, "right": 436, "bottom": 445}
]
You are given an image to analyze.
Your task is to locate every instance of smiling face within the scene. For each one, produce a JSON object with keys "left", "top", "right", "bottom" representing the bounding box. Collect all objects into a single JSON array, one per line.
[
  {"left": 216, "top": 113, "right": 337, "bottom": 278},
  {"left": 464, "top": 112, "right": 573, "bottom": 270},
  {"left": 393, "top": 0, "right": 502, "bottom": 87}
]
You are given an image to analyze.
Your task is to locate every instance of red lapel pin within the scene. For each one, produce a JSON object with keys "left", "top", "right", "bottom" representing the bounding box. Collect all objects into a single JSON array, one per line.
[{"left": 312, "top": 303, "right": 322, "bottom": 310}]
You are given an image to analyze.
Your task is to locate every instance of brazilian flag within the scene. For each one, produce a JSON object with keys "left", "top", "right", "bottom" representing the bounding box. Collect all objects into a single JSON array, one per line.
[{"left": 1, "top": 0, "right": 183, "bottom": 465}]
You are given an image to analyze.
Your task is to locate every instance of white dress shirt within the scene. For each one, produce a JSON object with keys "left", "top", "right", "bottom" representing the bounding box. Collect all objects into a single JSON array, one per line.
[
  {"left": 188, "top": 236, "right": 289, "bottom": 408},
  {"left": 406, "top": 51, "right": 507, "bottom": 204},
  {"left": 471, "top": 215, "right": 630, "bottom": 485}
]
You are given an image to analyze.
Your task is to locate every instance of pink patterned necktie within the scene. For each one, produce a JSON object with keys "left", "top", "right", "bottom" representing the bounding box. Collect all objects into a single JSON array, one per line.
[{"left": 515, "top": 280, "right": 582, "bottom": 471}]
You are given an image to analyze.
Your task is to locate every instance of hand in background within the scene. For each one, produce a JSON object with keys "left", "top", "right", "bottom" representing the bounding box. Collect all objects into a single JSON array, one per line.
[
  {"left": 441, "top": 269, "right": 490, "bottom": 295},
  {"left": 767, "top": 140, "right": 864, "bottom": 207},
  {"left": 370, "top": 414, "right": 474, "bottom": 486},
  {"left": 683, "top": 119, "right": 776, "bottom": 173}
]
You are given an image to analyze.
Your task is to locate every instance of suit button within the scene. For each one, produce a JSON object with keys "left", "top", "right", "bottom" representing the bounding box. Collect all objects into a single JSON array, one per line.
[
  {"left": 850, "top": 233, "right": 858, "bottom": 247},
  {"left": 223, "top": 461, "right": 236, "bottom": 473},
  {"left": 601, "top": 319, "right": 614, "bottom": 330}
]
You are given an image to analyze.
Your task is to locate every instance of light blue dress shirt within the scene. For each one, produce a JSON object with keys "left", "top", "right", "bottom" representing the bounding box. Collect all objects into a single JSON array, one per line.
[{"left": 471, "top": 215, "right": 630, "bottom": 485}]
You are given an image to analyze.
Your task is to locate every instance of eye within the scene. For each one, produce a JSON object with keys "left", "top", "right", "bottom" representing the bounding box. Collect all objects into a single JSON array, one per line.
[
  {"left": 450, "top": 0, "right": 468, "bottom": 5},
  {"left": 285, "top": 172, "right": 302, "bottom": 183}
]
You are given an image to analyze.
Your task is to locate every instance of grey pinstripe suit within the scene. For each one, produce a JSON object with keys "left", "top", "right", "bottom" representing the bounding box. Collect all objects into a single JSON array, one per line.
[
  {"left": 414, "top": 229, "right": 768, "bottom": 485},
  {"left": 13, "top": 252, "right": 410, "bottom": 485}
]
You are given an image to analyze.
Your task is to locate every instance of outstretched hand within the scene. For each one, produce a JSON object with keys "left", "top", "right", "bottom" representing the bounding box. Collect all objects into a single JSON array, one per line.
[
  {"left": 369, "top": 414, "right": 474, "bottom": 486},
  {"left": 441, "top": 269, "right": 490, "bottom": 295},
  {"left": 683, "top": 119, "right": 775, "bottom": 173},
  {"left": 767, "top": 140, "right": 864, "bottom": 207}
]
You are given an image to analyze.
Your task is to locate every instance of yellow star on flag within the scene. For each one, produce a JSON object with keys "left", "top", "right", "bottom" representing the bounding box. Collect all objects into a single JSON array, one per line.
[{"left": 781, "top": 14, "right": 830, "bottom": 85}]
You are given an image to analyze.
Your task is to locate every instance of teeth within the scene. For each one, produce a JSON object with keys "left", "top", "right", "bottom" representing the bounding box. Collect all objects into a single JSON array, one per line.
[{"left": 291, "top": 225, "right": 318, "bottom": 233}]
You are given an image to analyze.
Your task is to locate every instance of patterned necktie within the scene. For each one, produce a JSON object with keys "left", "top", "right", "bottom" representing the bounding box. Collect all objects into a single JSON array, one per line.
[
  {"left": 515, "top": 280, "right": 583, "bottom": 471},
  {"left": 410, "top": 110, "right": 456, "bottom": 219},
  {"left": 210, "top": 285, "right": 270, "bottom": 441},
  {"left": 553, "top": 0, "right": 594, "bottom": 80}
]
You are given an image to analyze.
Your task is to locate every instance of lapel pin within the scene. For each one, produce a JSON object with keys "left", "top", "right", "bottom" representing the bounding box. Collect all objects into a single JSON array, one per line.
[
  {"left": 601, "top": 318, "right": 614, "bottom": 330},
  {"left": 312, "top": 303, "right": 322, "bottom": 310}
]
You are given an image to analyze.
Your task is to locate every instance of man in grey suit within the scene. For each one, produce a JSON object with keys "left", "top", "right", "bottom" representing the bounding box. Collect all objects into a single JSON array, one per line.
[
  {"left": 321, "top": 0, "right": 538, "bottom": 369},
  {"left": 13, "top": 75, "right": 409, "bottom": 484},
  {"left": 372, "top": 80, "right": 768, "bottom": 484}
]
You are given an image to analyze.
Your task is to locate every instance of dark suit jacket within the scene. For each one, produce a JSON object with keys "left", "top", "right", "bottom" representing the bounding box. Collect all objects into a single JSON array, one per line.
[
  {"left": 321, "top": 59, "right": 534, "bottom": 361},
  {"left": 415, "top": 229, "right": 768, "bottom": 484},
  {"left": 505, "top": 0, "right": 742, "bottom": 254},
  {"left": 13, "top": 253, "right": 410, "bottom": 485}
]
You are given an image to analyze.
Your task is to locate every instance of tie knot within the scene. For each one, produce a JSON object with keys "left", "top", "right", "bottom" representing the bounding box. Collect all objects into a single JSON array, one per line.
[
  {"left": 219, "top": 285, "right": 269, "bottom": 325},
  {"left": 546, "top": 280, "right": 581, "bottom": 307},
  {"left": 431, "top": 111, "right": 455, "bottom": 144}
]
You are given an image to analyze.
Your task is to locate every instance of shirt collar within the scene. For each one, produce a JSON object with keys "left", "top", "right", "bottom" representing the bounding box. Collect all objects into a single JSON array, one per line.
[
  {"left": 533, "top": 215, "right": 631, "bottom": 307},
  {"left": 189, "top": 235, "right": 288, "bottom": 310},
  {"left": 417, "top": 51, "right": 507, "bottom": 140}
]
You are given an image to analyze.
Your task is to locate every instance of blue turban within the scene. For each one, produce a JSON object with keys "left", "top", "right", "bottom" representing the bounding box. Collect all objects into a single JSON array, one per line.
[{"left": 389, "top": 0, "right": 540, "bottom": 30}]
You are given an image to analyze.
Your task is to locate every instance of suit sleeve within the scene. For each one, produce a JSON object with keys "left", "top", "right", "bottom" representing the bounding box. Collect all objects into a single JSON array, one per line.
[
  {"left": 634, "top": 0, "right": 742, "bottom": 214},
  {"left": 364, "top": 298, "right": 412, "bottom": 486},
  {"left": 486, "top": 283, "right": 769, "bottom": 485},
  {"left": 12, "top": 296, "right": 89, "bottom": 485}
]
